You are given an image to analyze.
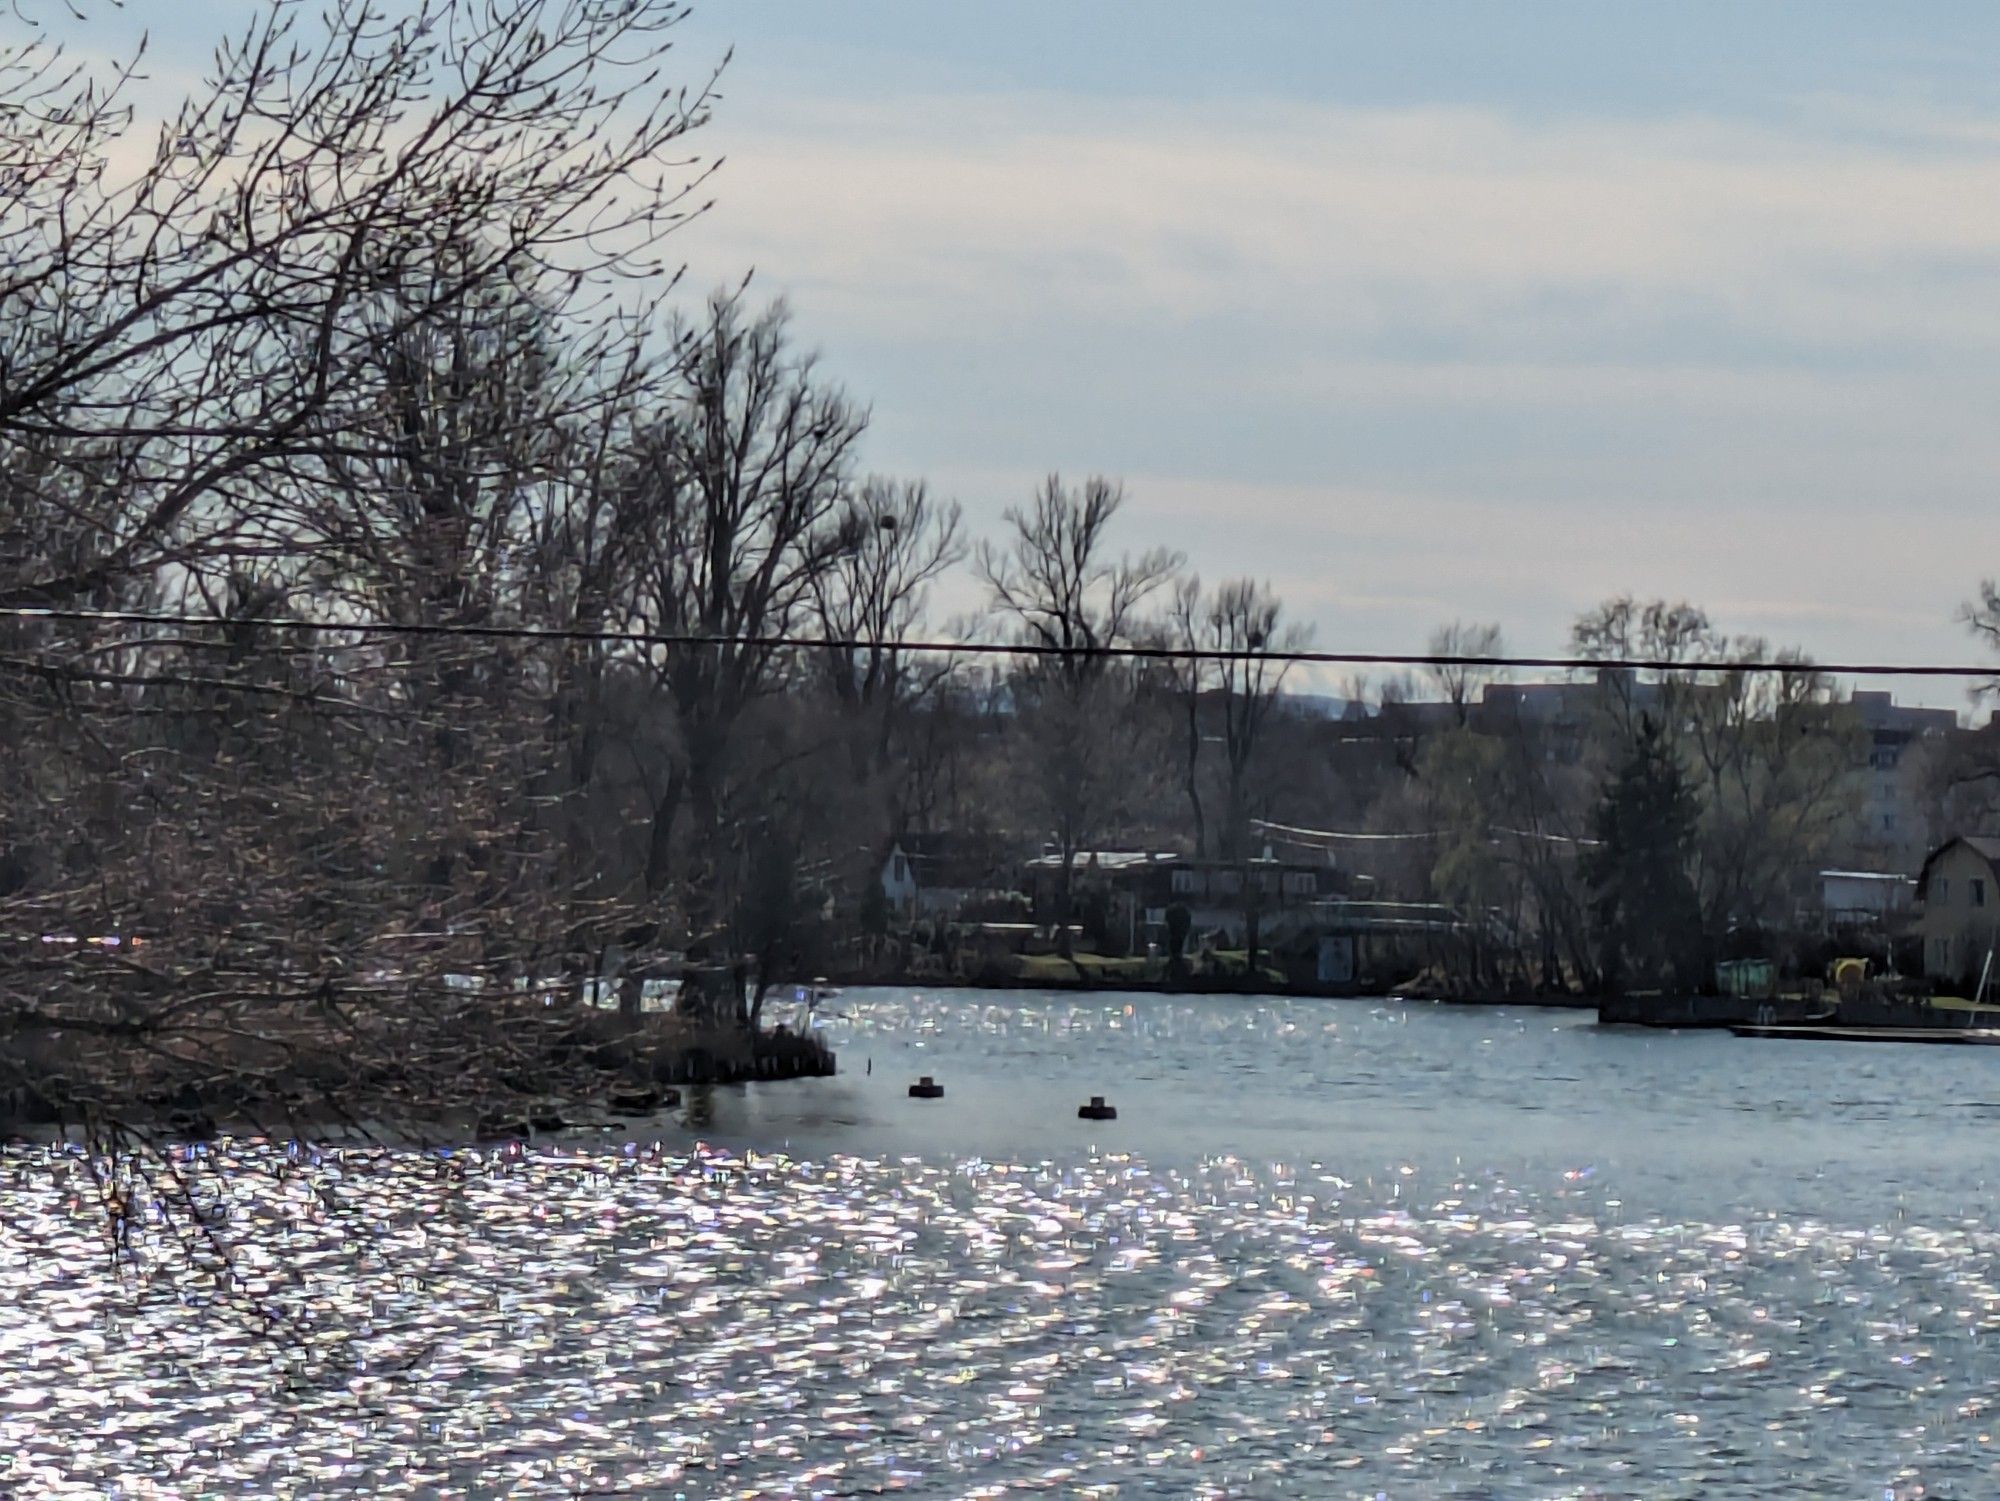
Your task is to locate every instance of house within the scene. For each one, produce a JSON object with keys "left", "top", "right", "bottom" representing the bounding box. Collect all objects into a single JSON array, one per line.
[
  {"left": 1306, "top": 899, "right": 1475, "bottom": 986},
  {"left": 1020, "top": 849, "right": 1345, "bottom": 946},
  {"left": 1819, "top": 869, "right": 1917, "bottom": 930},
  {"left": 879, "top": 832, "right": 1020, "bottom": 919},
  {"left": 1915, "top": 836, "right": 2000, "bottom": 988},
  {"left": 879, "top": 844, "right": 919, "bottom": 913},
  {"left": 1019, "top": 851, "right": 1179, "bottom": 929}
]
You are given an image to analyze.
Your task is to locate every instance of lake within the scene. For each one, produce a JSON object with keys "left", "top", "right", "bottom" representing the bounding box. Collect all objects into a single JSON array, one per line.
[{"left": 3, "top": 988, "right": 1996, "bottom": 1496}]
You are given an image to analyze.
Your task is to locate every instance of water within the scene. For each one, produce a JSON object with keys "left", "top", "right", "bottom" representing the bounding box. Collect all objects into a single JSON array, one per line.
[{"left": 4, "top": 988, "right": 1998, "bottom": 1496}]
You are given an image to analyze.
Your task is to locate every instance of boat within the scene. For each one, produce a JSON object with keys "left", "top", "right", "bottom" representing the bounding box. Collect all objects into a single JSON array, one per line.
[
  {"left": 1598, "top": 991, "right": 1832, "bottom": 1029},
  {"left": 1730, "top": 1023, "right": 2000, "bottom": 1046},
  {"left": 1603, "top": 957, "right": 1961, "bottom": 1033}
]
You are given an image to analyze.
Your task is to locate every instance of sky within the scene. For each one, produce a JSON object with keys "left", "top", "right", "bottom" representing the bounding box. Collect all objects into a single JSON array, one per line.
[{"left": 116, "top": 3, "right": 2000, "bottom": 703}]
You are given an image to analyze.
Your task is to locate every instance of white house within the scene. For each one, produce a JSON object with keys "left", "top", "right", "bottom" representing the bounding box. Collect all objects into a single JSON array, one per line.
[
  {"left": 880, "top": 844, "right": 919, "bottom": 914},
  {"left": 879, "top": 834, "right": 1019, "bottom": 919}
]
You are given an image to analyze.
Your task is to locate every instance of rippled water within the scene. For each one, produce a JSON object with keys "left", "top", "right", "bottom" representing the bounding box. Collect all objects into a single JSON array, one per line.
[{"left": 5, "top": 990, "right": 1998, "bottom": 1496}]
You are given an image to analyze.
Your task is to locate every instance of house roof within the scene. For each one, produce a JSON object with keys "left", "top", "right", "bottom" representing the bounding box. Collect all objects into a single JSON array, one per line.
[
  {"left": 1916, "top": 836, "right": 2000, "bottom": 897},
  {"left": 1019, "top": 851, "right": 1336, "bottom": 877},
  {"left": 1022, "top": 851, "right": 1180, "bottom": 872}
]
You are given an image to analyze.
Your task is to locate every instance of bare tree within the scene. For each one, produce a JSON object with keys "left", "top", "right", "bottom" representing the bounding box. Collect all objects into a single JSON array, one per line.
[
  {"left": 1963, "top": 579, "right": 2000, "bottom": 692},
  {"left": 1416, "top": 708, "right": 1597, "bottom": 993},
  {"left": 1933, "top": 581, "right": 2000, "bottom": 839},
  {"left": 0, "top": 2, "right": 834, "bottom": 1155},
  {"left": 2, "top": 0, "right": 721, "bottom": 613},
  {"left": 1683, "top": 646, "right": 1860, "bottom": 942},
  {"left": 978, "top": 475, "right": 1180, "bottom": 920},
  {"left": 1573, "top": 596, "right": 1861, "bottom": 952},
  {"left": 1426, "top": 620, "right": 1508, "bottom": 727},
  {"left": 1165, "top": 580, "right": 1212, "bottom": 858},
  {"left": 1164, "top": 576, "right": 1311, "bottom": 974},
  {"left": 1569, "top": 596, "right": 1716, "bottom": 742},
  {"left": 1206, "top": 579, "right": 1312, "bottom": 861},
  {"left": 619, "top": 293, "right": 866, "bottom": 997},
  {"left": 1198, "top": 579, "right": 1313, "bottom": 973},
  {"left": 809, "top": 478, "right": 964, "bottom": 772}
]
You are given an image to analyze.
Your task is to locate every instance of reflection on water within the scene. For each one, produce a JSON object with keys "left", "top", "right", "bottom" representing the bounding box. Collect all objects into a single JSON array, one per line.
[
  {"left": 683, "top": 1081, "right": 717, "bottom": 1133},
  {"left": 1, "top": 989, "right": 1995, "bottom": 1496}
]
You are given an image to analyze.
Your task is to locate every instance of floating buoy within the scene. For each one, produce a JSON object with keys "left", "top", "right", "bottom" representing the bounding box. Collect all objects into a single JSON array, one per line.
[
  {"left": 1078, "top": 1095, "right": 1117, "bottom": 1121},
  {"left": 613, "top": 1086, "right": 682, "bottom": 1117},
  {"left": 909, "top": 1075, "right": 944, "bottom": 1099}
]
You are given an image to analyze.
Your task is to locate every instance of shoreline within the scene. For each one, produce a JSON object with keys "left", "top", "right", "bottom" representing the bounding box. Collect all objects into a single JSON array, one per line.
[
  {"left": 827, "top": 974, "right": 1992, "bottom": 1036},
  {"left": 18, "top": 975, "right": 1969, "bottom": 1143},
  {"left": 0, "top": 1012, "right": 837, "bottom": 1141},
  {"left": 824, "top": 970, "right": 1598, "bottom": 1009}
]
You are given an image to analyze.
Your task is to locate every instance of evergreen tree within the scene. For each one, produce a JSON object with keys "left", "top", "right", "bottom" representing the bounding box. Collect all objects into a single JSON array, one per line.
[{"left": 1585, "top": 715, "right": 1705, "bottom": 993}]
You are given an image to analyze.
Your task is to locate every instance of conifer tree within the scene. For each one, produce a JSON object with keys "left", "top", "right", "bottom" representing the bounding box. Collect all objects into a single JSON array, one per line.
[{"left": 1585, "top": 715, "right": 1706, "bottom": 993}]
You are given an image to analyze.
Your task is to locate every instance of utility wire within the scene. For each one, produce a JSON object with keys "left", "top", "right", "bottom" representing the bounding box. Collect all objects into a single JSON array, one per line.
[
  {"left": 1253, "top": 817, "right": 1599, "bottom": 848},
  {"left": 0, "top": 604, "right": 1994, "bottom": 679}
]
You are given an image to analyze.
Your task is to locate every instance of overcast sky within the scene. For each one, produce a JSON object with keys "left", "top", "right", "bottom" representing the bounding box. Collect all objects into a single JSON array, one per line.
[{"left": 135, "top": 3, "right": 2000, "bottom": 703}]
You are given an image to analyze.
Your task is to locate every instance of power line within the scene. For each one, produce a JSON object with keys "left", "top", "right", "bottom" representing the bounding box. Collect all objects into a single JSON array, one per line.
[
  {"left": 0, "top": 604, "right": 1994, "bottom": 679},
  {"left": 1252, "top": 819, "right": 1443, "bottom": 844},
  {"left": 1253, "top": 818, "right": 1600, "bottom": 848}
]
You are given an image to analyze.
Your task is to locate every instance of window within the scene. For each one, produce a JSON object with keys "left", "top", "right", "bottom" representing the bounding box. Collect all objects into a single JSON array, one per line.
[
  {"left": 1171, "top": 869, "right": 1199, "bottom": 895},
  {"left": 1935, "top": 937, "right": 1952, "bottom": 970},
  {"left": 1937, "top": 877, "right": 1951, "bottom": 904},
  {"left": 1975, "top": 879, "right": 1986, "bottom": 909},
  {"left": 892, "top": 854, "right": 909, "bottom": 884},
  {"left": 1213, "top": 871, "right": 1242, "bottom": 896},
  {"left": 1284, "top": 872, "right": 1316, "bottom": 897}
]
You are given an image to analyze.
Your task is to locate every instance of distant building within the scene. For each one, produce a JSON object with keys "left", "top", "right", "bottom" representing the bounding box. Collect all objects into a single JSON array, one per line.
[
  {"left": 1373, "top": 698, "right": 1466, "bottom": 734},
  {"left": 880, "top": 833, "right": 1021, "bottom": 919},
  {"left": 1369, "top": 677, "right": 1957, "bottom": 878},
  {"left": 1915, "top": 836, "right": 2000, "bottom": 988},
  {"left": 1374, "top": 670, "right": 1677, "bottom": 765},
  {"left": 1818, "top": 869, "right": 1916, "bottom": 930},
  {"left": 879, "top": 844, "right": 918, "bottom": 913},
  {"left": 1482, "top": 674, "right": 1665, "bottom": 726},
  {"left": 1020, "top": 849, "right": 1345, "bottom": 944},
  {"left": 1283, "top": 693, "right": 1351, "bottom": 721},
  {"left": 1846, "top": 691, "right": 1959, "bottom": 874}
]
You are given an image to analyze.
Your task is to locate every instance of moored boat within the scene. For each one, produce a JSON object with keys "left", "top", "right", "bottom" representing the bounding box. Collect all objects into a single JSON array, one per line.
[{"left": 1730, "top": 1023, "right": 2000, "bottom": 1046}]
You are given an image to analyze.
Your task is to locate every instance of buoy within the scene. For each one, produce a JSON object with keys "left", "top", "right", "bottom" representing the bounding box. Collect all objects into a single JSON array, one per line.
[
  {"left": 909, "top": 1075, "right": 944, "bottom": 1099},
  {"left": 1078, "top": 1095, "right": 1117, "bottom": 1121}
]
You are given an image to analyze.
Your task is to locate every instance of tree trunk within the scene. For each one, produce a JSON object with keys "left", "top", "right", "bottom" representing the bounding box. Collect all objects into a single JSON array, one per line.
[
  {"left": 1182, "top": 692, "right": 1207, "bottom": 858},
  {"left": 617, "top": 958, "right": 649, "bottom": 1018},
  {"left": 1056, "top": 846, "right": 1078, "bottom": 955},
  {"left": 643, "top": 771, "right": 686, "bottom": 896},
  {"left": 748, "top": 974, "right": 771, "bottom": 1034}
]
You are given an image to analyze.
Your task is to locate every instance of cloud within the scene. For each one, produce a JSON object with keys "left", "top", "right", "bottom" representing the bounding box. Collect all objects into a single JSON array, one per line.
[
  {"left": 683, "top": 92, "right": 2000, "bottom": 356},
  {"left": 919, "top": 463, "right": 1990, "bottom": 684},
  {"left": 659, "top": 88, "right": 2000, "bottom": 698}
]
